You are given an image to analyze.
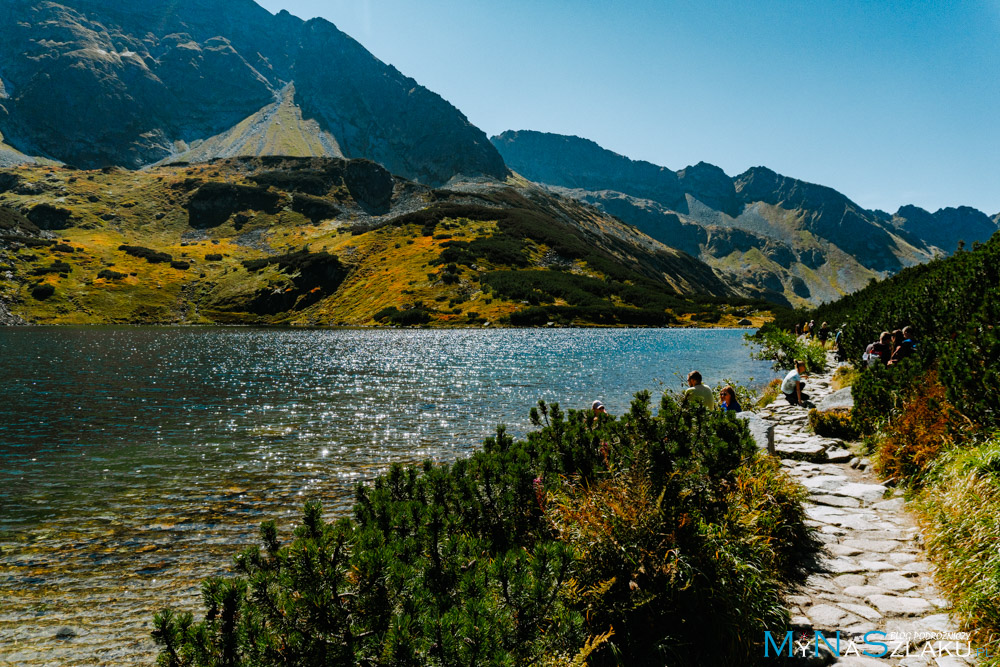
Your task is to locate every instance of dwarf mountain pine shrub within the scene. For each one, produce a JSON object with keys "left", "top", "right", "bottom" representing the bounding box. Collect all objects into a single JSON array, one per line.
[{"left": 153, "top": 393, "right": 812, "bottom": 666}]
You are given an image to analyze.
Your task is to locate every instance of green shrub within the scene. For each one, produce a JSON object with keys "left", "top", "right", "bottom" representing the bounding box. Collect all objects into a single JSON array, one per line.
[
  {"left": 97, "top": 269, "right": 126, "bottom": 280},
  {"left": 850, "top": 356, "right": 924, "bottom": 435},
  {"left": 119, "top": 245, "right": 173, "bottom": 264},
  {"left": 746, "top": 324, "right": 826, "bottom": 374},
  {"left": 152, "top": 392, "right": 812, "bottom": 666},
  {"left": 32, "top": 261, "right": 72, "bottom": 276},
  {"left": 808, "top": 409, "right": 859, "bottom": 441},
  {"left": 31, "top": 283, "right": 54, "bottom": 300},
  {"left": 811, "top": 233, "right": 1000, "bottom": 430},
  {"left": 373, "top": 306, "right": 432, "bottom": 326}
]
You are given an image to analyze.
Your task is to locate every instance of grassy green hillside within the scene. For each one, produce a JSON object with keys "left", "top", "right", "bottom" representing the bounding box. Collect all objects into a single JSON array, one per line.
[{"left": 0, "top": 158, "right": 770, "bottom": 327}]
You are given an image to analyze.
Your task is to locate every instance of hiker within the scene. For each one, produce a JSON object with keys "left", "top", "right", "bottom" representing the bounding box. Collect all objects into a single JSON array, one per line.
[
  {"left": 803, "top": 321, "right": 812, "bottom": 336},
  {"left": 888, "top": 326, "right": 917, "bottom": 366},
  {"left": 781, "top": 360, "right": 809, "bottom": 405},
  {"left": 683, "top": 371, "right": 715, "bottom": 409},
  {"left": 795, "top": 323, "right": 802, "bottom": 336},
  {"left": 863, "top": 331, "right": 892, "bottom": 367},
  {"left": 834, "top": 328, "right": 847, "bottom": 362},
  {"left": 719, "top": 385, "right": 742, "bottom": 413},
  {"left": 818, "top": 322, "right": 830, "bottom": 343}
]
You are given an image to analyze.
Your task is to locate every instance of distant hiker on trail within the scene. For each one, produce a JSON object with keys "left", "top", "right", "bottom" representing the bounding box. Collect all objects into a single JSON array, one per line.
[
  {"left": 719, "top": 385, "right": 742, "bottom": 413},
  {"left": 888, "top": 326, "right": 917, "bottom": 366},
  {"left": 818, "top": 322, "right": 830, "bottom": 343},
  {"left": 863, "top": 331, "right": 892, "bottom": 367},
  {"left": 683, "top": 371, "right": 715, "bottom": 409},
  {"left": 834, "top": 328, "right": 846, "bottom": 362},
  {"left": 803, "top": 321, "right": 812, "bottom": 336},
  {"left": 781, "top": 361, "right": 809, "bottom": 405},
  {"left": 795, "top": 323, "right": 802, "bottom": 336}
]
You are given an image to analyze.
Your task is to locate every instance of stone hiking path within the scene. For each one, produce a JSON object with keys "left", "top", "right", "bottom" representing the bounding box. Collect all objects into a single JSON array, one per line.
[{"left": 755, "top": 354, "right": 978, "bottom": 666}]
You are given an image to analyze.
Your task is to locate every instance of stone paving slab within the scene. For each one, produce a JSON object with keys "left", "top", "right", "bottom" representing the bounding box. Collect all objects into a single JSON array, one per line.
[{"left": 760, "top": 354, "right": 970, "bottom": 666}]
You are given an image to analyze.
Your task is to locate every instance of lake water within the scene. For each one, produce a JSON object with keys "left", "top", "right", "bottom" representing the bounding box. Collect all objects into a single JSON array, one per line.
[{"left": 0, "top": 327, "right": 774, "bottom": 665}]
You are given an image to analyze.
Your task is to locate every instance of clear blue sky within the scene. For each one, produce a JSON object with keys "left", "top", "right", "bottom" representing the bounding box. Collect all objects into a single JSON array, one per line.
[{"left": 257, "top": 0, "right": 1000, "bottom": 215}]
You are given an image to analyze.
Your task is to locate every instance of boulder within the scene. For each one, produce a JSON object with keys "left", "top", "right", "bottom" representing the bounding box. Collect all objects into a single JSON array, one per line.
[
  {"left": 736, "top": 411, "right": 774, "bottom": 455},
  {"left": 816, "top": 387, "right": 854, "bottom": 411}
]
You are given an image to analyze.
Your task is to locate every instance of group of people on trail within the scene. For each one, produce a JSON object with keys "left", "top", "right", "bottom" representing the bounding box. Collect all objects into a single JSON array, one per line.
[
  {"left": 588, "top": 325, "right": 918, "bottom": 418},
  {"left": 796, "top": 320, "right": 831, "bottom": 343},
  {"left": 862, "top": 326, "right": 918, "bottom": 368}
]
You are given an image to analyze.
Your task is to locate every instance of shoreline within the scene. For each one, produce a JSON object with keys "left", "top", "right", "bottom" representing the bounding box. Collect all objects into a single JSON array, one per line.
[{"left": 0, "top": 320, "right": 767, "bottom": 330}]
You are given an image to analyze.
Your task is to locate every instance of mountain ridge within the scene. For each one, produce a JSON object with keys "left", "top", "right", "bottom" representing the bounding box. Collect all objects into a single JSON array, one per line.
[{"left": 492, "top": 130, "right": 997, "bottom": 306}]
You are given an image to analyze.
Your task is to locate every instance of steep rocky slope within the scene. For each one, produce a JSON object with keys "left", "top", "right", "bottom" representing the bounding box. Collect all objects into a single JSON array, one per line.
[
  {"left": 493, "top": 130, "right": 997, "bottom": 306},
  {"left": 0, "top": 0, "right": 506, "bottom": 184},
  {"left": 0, "top": 160, "right": 764, "bottom": 327},
  {"left": 159, "top": 85, "right": 344, "bottom": 164}
]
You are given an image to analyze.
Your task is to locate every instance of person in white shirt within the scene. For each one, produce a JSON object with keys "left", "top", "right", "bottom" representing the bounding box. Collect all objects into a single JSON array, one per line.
[{"left": 781, "top": 361, "right": 809, "bottom": 405}]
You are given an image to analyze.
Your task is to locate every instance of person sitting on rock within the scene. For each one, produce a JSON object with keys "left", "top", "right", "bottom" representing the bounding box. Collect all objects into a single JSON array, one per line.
[
  {"left": 719, "top": 385, "right": 742, "bottom": 413},
  {"left": 781, "top": 360, "right": 809, "bottom": 406},
  {"left": 888, "top": 326, "right": 917, "bottom": 366},
  {"left": 683, "top": 371, "right": 715, "bottom": 409}
]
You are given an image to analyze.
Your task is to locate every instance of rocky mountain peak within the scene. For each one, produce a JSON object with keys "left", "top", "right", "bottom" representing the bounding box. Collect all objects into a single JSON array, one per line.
[
  {"left": 0, "top": 0, "right": 507, "bottom": 184},
  {"left": 677, "top": 161, "right": 739, "bottom": 216}
]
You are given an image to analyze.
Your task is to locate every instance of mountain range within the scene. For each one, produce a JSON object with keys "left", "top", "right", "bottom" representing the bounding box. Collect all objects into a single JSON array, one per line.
[
  {"left": 0, "top": 0, "right": 996, "bottom": 320},
  {"left": 491, "top": 131, "right": 999, "bottom": 307}
]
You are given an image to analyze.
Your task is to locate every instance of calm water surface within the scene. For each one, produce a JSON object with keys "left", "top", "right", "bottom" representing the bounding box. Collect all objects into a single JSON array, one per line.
[{"left": 0, "top": 327, "right": 774, "bottom": 665}]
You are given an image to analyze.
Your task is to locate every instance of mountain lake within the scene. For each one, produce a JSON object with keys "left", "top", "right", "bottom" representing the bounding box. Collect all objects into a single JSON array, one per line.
[{"left": 0, "top": 326, "right": 775, "bottom": 665}]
